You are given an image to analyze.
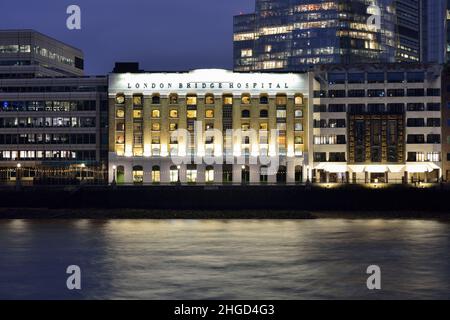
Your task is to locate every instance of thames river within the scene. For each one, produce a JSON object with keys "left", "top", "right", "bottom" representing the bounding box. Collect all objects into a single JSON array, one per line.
[{"left": 0, "top": 219, "right": 449, "bottom": 299}]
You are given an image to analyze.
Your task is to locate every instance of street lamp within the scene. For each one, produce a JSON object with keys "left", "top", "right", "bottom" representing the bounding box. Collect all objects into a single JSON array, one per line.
[{"left": 241, "top": 165, "right": 247, "bottom": 185}]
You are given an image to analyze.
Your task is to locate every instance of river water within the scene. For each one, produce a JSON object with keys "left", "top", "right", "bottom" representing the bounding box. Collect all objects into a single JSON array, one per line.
[{"left": 0, "top": 219, "right": 449, "bottom": 299}]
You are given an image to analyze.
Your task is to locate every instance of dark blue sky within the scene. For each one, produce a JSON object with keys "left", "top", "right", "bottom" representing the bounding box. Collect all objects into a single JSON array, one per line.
[{"left": 0, "top": 0, "right": 254, "bottom": 75}]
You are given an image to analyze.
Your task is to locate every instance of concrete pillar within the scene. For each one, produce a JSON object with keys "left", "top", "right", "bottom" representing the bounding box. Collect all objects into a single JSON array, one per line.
[
  {"left": 286, "top": 160, "right": 295, "bottom": 184},
  {"left": 250, "top": 164, "right": 259, "bottom": 184}
]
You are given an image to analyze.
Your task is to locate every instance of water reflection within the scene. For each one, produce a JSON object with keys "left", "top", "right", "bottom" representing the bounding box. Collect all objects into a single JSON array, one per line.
[{"left": 0, "top": 219, "right": 449, "bottom": 299}]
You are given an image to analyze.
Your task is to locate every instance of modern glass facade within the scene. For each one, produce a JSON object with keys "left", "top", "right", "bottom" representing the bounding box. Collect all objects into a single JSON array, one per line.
[{"left": 234, "top": 0, "right": 397, "bottom": 71}]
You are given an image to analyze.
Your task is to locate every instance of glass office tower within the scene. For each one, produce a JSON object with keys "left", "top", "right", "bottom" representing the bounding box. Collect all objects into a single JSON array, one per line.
[{"left": 234, "top": 0, "right": 398, "bottom": 71}]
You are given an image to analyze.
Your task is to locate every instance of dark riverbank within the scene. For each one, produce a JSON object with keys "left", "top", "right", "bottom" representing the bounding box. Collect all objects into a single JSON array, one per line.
[
  {"left": 0, "top": 184, "right": 449, "bottom": 218},
  {"left": 1, "top": 208, "right": 450, "bottom": 220}
]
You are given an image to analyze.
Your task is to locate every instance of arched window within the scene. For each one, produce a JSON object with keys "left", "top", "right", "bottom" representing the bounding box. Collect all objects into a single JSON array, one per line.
[
  {"left": 276, "top": 166, "right": 287, "bottom": 184},
  {"left": 241, "top": 109, "right": 250, "bottom": 118},
  {"left": 295, "top": 165, "right": 303, "bottom": 183},
  {"left": 260, "top": 109, "right": 268, "bottom": 118},
  {"left": 241, "top": 165, "right": 250, "bottom": 184},
  {"left": 260, "top": 95, "right": 268, "bottom": 104},
  {"left": 169, "top": 94, "right": 178, "bottom": 104},
  {"left": 260, "top": 165, "right": 268, "bottom": 183},
  {"left": 152, "top": 165, "right": 160, "bottom": 183},
  {"left": 115, "top": 93, "right": 125, "bottom": 105},
  {"left": 241, "top": 94, "right": 251, "bottom": 104},
  {"left": 152, "top": 95, "right": 160, "bottom": 104},
  {"left": 132, "top": 165, "right": 143, "bottom": 184},
  {"left": 117, "top": 165, "right": 125, "bottom": 184},
  {"left": 276, "top": 94, "right": 287, "bottom": 106},
  {"left": 170, "top": 165, "right": 179, "bottom": 183},
  {"left": 205, "top": 165, "right": 214, "bottom": 183},
  {"left": 205, "top": 94, "right": 215, "bottom": 105}
]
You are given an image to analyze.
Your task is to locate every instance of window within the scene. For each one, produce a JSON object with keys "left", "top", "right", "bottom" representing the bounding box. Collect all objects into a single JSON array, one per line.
[
  {"left": 169, "top": 123, "right": 178, "bottom": 131},
  {"left": 186, "top": 166, "right": 197, "bottom": 183},
  {"left": 348, "top": 73, "right": 365, "bottom": 83},
  {"left": 276, "top": 95, "right": 287, "bottom": 106},
  {"left": 328, "top": 104, "right": 345, "bottom": 112},
  {"left": 186, "top": 95, "right": 197, "bottom": 105},
  {"left": 260, "top": 122, "right": 268, "bottom": 130},
  {"left": 170, "top": 166, "right": 179, "bottom": 183},
  {"left": 205, "top": 166, "right": 214, "bottom": 183},
  {"left": 407, "top": 103, "right": 425, "bottom": 111},
  {"left": 276, "top": 109, "right": 286, "bottom": 118},
  {"left": 427, "top": 134, "right": 441, "bottom": 144},
  {"left": 427, "top": 88, "right": 440, "bottom": 96},
  {"left": 329, "top": 152, "right": 346, "bottom": 162},
  {"left": 294, "top": 122, "right": 303, "bottom": 131},
  {"left": 242, "top": 110, "right": 250, "bottom": 118},
  {"left": 368, "top": 104, "right": 385, "bottom": 113},
  {"left": 314, "top": 104, "right": 327, "bottom": 112},
  {"left": 152, "top": 123, "right": 160, "bottom": 131},
  {"left": 328, "top": 90, "right": 346, "bottom": 98},
  {"left": 348, "top": 90, "right": 365, "bottom": 97},
  {"left": 152, "top": 166, "right": 160, "bottom": 183},
  {"left": 314, "top": 152, "right": 327, "bottom": 162},
  {"left": 328, "top": 73, "right": 345, "bottom": 84},
  {"left": 169, "top": 94, "right": 178, "bottom": 104},
  {"left": 260, "top": 95, "right": 268, "bottom": 104},
  {"left": 133, "top": 95, "right": 142, "bottom": 106},
  {"left": 387, "top": 72, "right": 404, "bottom": 83},
  {"left": 407, "top": 72, "right": 424, "bottom": 83},
  {"left": 260, "top": 109, "right": 268, "bottom": 118},
  {"left": 294, "top": 136, "right": 303, "bottom": 144},
  {"left": 367, "top": 73, "right": 384, "bottom": 83},
  {"left": 427, "top": 118, "right": 440, "bottom": 127},
  {"left": 241, "top": 95, "right": 251, "bottom": 104},
  {"left": 116, "top": 94, "right": 125, "bottom": 104},
  {"left": 387, "top": 89, "right": 404, "bottom": 97},
  {"left": 205, "top": 109, "right": 214, "bottom": 118},
  {"left": 407, "top": 134, "right": 425, "bottom": 144},
  {"left": 294, "top": 109, "right": 303, "bottom": 117},
  {"left": 116, "top": 108, "right": 125, "bottom": 118},
  {"left": 241, "top": 49, "right": 252, "bottom": 57},
  {"left": 427, "top": 103, "right": 440, "bottom": 111},
  {"left": 133, "top": 109, "right": 143, "bottom": 119},
  {"left": 187, "top": 110, "right": 197, "bottom": 119},
  {"left": 329, "top": 119, "right": 346, "bottom": 128},
  {"left": 407, "top": 118, "right": 425, "bottom": 127},
  {"left": 169, "top": 109, "right": 178, "bottom": 118},
  {"left": 294, "top": 96, "right": 303, "bottom": 105},
  {"left": 205, "top": 94, "right": 215, "bottom": 105},
  {"left": 132, "top": 166, "right": 143, "bottom": 184},
  {"left": 223, "top": 96, "right": 233, "bottom": 105},
  {"left": 387, "top": 104, "right": 404, "bottom": 113},
  {"left": 151, "top": 109, "right": 160, "bottom": 118},
  {"left": 407, "top": 89, "right": 425, "bottom": 97},
  {"left": 368, "top": 89, "right": 385, "bottom": 97},
  {"left": 152, "top": 95, "right": 160, "bottom": 104}
]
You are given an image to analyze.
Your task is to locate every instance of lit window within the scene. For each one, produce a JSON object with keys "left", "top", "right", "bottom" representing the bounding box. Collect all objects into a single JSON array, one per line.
[
  {"left": 187, "top": 110, "right": 197, "bottom": 119},
  {"left": 169, "top": 123, "right": 178, "bottom": 131},
  {"left": 260, "top": 123, "right": 268, "bottom": 130},
  {"left": 152, "top": 166, "right": 160, "bottom": 183},
  {"left": 241, "top": 95, "right": 251, "bottom": 104},
  {"left": 205, "top": 95, "right": 215, "bottom": 104},
  {"left": 170, "top": 166, "right": 179, "bottom": 183},
  {"left": 132, "top": 166, "right": 144, "bottom": 184},
  {"left": 187, "top": 169, "right": 197, "bottom": 183},
  {"left": 152, "top": 123, "right": 161, "bottom": 131},
  {"left": 116, "top": 94, "right": 125, "bottom": 104},
  {"left": 223, "top": 96, "right": 233, "bottom": 105},
  {"left": 276, "top": 110, "right": 286, "bottom": 118},
  {"left": 265, "top": 45, "right": 272, "bottom": 53},
  {"left": 295, "top": 109, "right": 303, "bottom": 118},
  {"left": 133, "top": 109, "right": 143, "bottom": 119},
  {"left": 152, "top": 109, "right": 160, "bottom": 118},
  {"left": 115, "top": 134, "right": 124, "bottom": 144},
  {"left": 169, "top": 94, "right": 178, "bottom": 104},
  {"left": 276, "top": 95, "right": 287, "bottom": 106},
  {"left": 116, "top": 108, "right": 125, "bottom": 118},
  {"left": 133, "top": 95, "right": 142, "bottom": 106},
  {"left": 187, "top": 96, "right": 197, "bottom": 105},
  {"left": 241, "top": 49, "right": 253, "bottom": 57},
  {"left": 169, "top": 109, "right": 178, "bottom": 118},
  {"left": 241, "top": 123, "right": 250, "bottom": 130},
  {"left": 295, "top": 122, "right": 303, "bottom": 131},
  {"left": 205, "top": 109, "right": 214, "bottom": 118},
  {"left": 205, "top": 166, "right": 214, "bottom": 183},
  {"left": 295, "top": 96, "right": 303, "bottom": 105}
]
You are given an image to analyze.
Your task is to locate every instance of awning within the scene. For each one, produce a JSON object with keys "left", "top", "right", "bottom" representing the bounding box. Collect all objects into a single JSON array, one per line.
[
  {"left": 406, "top": 163, "right": 440, "bottom": 173},
  {"left": 348, "top": 165, "right": 365, "bottom": 173},
  {"left": 387, "top": 165, "right": 405, "bottom": 173},
  {"left": 314, "top": 163, "right": 348, "bottom": 173},
  {"left": 365, "top": 165, "right": 388, "bottom": 173}
]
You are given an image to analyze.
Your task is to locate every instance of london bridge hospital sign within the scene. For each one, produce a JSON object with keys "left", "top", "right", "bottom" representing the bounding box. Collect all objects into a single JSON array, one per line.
[{"left": 109, "top": 69, "right": 309, "bottom": 96}]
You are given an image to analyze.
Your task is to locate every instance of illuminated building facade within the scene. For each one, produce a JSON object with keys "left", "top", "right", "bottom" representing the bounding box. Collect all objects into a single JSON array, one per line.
[
  {"left": 108, "top": 69, "right": 313, "bottom": 185},
  {"left": 312, "top": 64, "right": 442, "bottom": 184},
  {"left": 234, "top": 0, "right": 397, "bottom": 71}
]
